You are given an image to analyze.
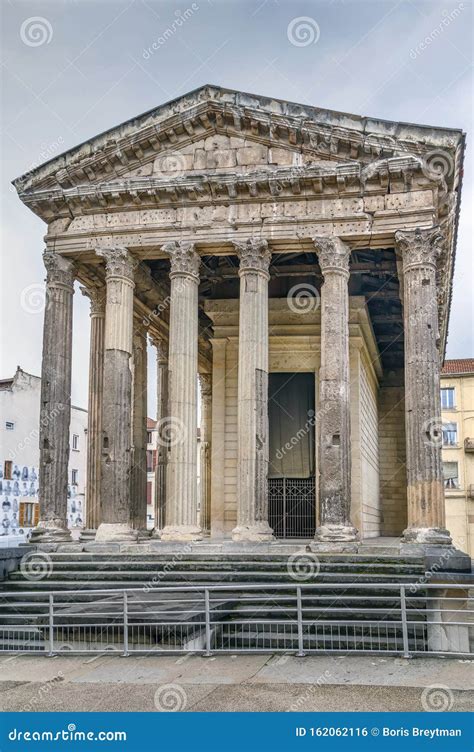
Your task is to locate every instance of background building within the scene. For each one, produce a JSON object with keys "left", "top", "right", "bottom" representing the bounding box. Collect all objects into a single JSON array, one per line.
[
  {"left": 0, "top": 367, "right": 87, "bottom": 539},
  {"left": 441, "top": 359, "right": 474, "bottom": 557}
]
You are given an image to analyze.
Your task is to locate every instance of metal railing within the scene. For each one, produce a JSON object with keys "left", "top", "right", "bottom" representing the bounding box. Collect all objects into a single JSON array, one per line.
[{"left": 0, "top": 582, "right": 472, "bottom": 658}]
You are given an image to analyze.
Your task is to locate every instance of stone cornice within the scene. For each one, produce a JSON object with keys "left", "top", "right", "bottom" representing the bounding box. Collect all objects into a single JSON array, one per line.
[
  {"left": 19, "top": 157, "right": 441, "bottom": 221},
  {"left": 13, "top": 86, "right": 464, "bottom": 197}
]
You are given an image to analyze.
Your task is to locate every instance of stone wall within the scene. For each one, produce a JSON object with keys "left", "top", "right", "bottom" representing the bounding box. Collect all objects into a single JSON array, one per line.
[{"left": 378, "top": 371, "right": 407, "bottom": 536}]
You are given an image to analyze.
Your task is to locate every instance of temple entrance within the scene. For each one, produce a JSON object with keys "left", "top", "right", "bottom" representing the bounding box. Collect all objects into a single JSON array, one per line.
[{"left": 268, "top": 373, "right": 316, "bottom": 538}]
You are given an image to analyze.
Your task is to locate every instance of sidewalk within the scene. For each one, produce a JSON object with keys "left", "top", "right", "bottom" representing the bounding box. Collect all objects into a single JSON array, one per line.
[{"left": 0, "top": 654, "right": 472, "bottom": 712}]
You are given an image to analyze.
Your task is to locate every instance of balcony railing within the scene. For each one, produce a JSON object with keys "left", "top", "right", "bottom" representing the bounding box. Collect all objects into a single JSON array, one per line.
[{"left": 0, "top": 583, "right": 472, "bottom": 659}]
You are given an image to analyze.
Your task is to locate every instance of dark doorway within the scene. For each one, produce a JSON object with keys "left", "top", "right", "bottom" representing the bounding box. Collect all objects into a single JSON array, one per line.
[{"left": 268, "top": 373, "right": 316, "bottom": 538}]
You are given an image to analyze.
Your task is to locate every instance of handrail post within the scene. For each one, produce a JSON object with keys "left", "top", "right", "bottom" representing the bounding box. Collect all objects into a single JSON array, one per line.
[
  {"left": 400, "top": 585, "right": 410, "bottom": 659},
  {"left": 123, "top": 591, "right": 129, "bottom": 657},
  {"left": 204, "top": 588, "right": 212, "bottom": 657},
  {"left": 48, "top": 593, "right": 54, "bottom": 656},
  {"left": 296, "top": 586, "right": 305, "bottom": 657}
]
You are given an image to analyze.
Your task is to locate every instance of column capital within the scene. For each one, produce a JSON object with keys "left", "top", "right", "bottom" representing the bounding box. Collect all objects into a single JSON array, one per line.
[
  {"left": 150, "top": 335, "right": 168, "bottom": 362},
  {"left": 199, "top": 373, "right": 212, "bottom": 402},
  {"left": 313, "top": 236, "right": 350, "bottom": 277},
  {"left": 395, "top": 227, "right": 443, "bottom": 273},
  {"left": 43, "top": 251, "right": 75, "bottom": 289},
  {"left": 96, "top": 246, "right": 138, "bottom": 282},
  {"left": 80, "top": 285, "right": 106, "bottom": 317},
  {"left": 163, "top": 240, "right": 200, "bottom": 281},
  {"left": 234, "top": 238, "right": 271, "bottom": 277}
]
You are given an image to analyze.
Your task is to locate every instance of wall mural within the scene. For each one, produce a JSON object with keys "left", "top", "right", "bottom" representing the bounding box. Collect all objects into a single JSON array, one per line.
[{"left": 0, "top": 462, "right": 83, "bottom": 537}]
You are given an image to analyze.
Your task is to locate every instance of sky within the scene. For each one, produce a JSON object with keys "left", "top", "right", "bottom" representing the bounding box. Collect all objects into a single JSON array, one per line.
[{"left": 1, "top": 0, "right": 473, "bottom": 413}]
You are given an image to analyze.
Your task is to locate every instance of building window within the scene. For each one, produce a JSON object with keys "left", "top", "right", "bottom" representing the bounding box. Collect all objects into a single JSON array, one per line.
[
  {"left": 4, "top": 460, "right": 12, "bottom": 480},
  {"left": 72, "top": 434, "right": 79, "bottom": 450},
  {"left": 441, "top": 387, "right": 455, "bottom": 409},
  {"left": 71, "top": 469, "right": 78, "bottom": 485},
  {"left": 443, "top": 461, "right": 459, "bottom": 489},
  {"left": 442, "top": 422, "right": 458, "bottom": 446},
  {"left": 5, "top": 421, "right": 14, "bottom": 430},
  {"left": 147, "top": 431, "right": 152, "bottom": 444}
]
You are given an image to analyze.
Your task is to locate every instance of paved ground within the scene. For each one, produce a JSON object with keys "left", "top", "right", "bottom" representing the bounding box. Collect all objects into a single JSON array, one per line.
[{"left": 0, "top": 654, "right": 472, "bottom": 712}]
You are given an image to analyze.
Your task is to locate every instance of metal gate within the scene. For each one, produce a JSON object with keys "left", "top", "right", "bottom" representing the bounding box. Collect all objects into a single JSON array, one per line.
[{"left": 268, "top": 477, "right": 316, "bottom": 538}]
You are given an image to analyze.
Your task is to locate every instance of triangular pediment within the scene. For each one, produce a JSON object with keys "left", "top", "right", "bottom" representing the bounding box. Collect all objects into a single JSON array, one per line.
[{"left": 13, "top": 84, "right": 464, "bottom": 197}]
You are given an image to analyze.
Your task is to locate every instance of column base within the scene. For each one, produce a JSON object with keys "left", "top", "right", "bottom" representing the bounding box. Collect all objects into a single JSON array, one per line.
[
  {"left": 160, "top": 525, "right": 203, "bottom": 542},
  {"left": 402, "top": 527, "right": 452, "bottom": 545},
  {"left": 232, "top": 523, "right": 274, "bottom": 543},
  {"left": 30, "top": 521, "right": 72, "bottom": 544},
  {"left": 313, "top": 524, "right": 359, "bottom": 543},
  {"left": 78, "top": 528, "right": 97, "bottom": 542},
  {"left": 95, "top": 523, "right": 139, "bottom": 543}
]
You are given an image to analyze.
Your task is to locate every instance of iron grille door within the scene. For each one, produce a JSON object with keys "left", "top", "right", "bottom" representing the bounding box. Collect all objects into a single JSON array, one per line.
[{"left": 268, "top": 477, "right": 315, "bottom": 538}]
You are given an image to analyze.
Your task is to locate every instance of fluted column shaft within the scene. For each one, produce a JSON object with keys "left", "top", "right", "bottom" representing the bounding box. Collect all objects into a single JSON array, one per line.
[
  {"left": 95, "top": 247, "right": 137, "bottom": 542},
  {"left": 33, "top": 251, "right": 75, "bottom": 543},
  {"left": 82, "top": 286, "right": 105, "bottom": 537},
  {"left": 152, "top": 338, "right": 169, "bottom": 534},
  {"left": 161, "top": 241, "right": 202, "bottom": 541},
  {"left": 395, "top": 227, "right": 451, "bottom": 545},
  {"left": 313, "top": 237, "right": 358, "bottom": 543},
  {"left": 233, "top": 239, "right": 273, "bottom": 542},
  {"left": 130, "top": 321, "right": 148, "bottom": 530},
  {"left": 199, "top": 373, "right": 212, "bottom": 533}
]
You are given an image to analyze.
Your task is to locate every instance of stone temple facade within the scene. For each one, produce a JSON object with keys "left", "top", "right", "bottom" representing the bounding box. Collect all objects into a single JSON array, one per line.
[{"left": 13, "top": 85, "right": 465, "bottom": 552}]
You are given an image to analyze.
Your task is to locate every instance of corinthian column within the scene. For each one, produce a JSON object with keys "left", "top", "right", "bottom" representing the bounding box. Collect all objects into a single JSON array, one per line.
[
  {"left": 130, "top": 319, "right": 148, "bottom": 531},
  {"left": 233, "top": 238, "right": 274, "bottom": 542},
  {"left": 312, "top": 236, "right": 358, "bottom": 543},
  {"left": 80, "top": 285, "right": 105, "bottom": 541},
  {"left": 160, "top": 241, "right": 202, "bottom": 541},
  {"left": 151, "top": 336, "right": 168, "bottom": 536},
  {"left": 32, "top": 251, "right": 75, "bottom": 543},
  {"left": 395, "top": 227, "right": 451, "bottom": 545},
  {"left": 199, "top": 373, "right": 212, "bottom": 534},
  {"left": 95, "top": 247, "right": 138, "bottom": 542}
]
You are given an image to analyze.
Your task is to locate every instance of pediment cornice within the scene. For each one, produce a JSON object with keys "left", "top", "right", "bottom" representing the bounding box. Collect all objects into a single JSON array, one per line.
[
  {"left": 19, "top": 156, "right": 444, "bottom": 220},
  {"left": 13, "top": 86, "right": 464, "bottom": 198}
]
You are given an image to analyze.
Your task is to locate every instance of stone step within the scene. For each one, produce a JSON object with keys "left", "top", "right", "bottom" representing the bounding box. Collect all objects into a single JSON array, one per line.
[
  {"left": 43, "top": 549, "right": 424, "bottom": 564},
  {"left": 5, "top": 571, "right": 423, "bottom": 585},
  {"left": 45, "top": 561, "right": 424, "bottom": 574}
]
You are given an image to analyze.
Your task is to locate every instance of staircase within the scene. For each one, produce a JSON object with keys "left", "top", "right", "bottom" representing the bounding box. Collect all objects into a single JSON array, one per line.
[{"left": 0, "top": 552, "right": 429, "bottom": 655}]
